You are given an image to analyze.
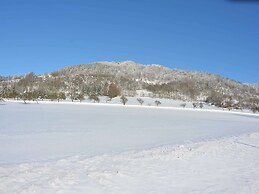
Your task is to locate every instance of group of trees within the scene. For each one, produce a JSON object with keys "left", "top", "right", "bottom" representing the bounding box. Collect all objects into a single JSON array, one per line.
[
  {"left": 179, "top": 102, "right": 203, "bottom": 109},
  {"left": 1, "top": 61, "right": 259, "bottom": 113},
  {"left": 192, "top": 102, "right": 203, "bottom": 109},
  {"left": 144, "top": 80, "right": 199, "bottom": 100},
  {"left": 205, "top": 91, "right": 248, "bottom": 110},
  {"left": 0, "top": 72, "right": 123, "bottom": 103},
  {"left": 0, "top": 86, "right": 67, "bottom": 104}
]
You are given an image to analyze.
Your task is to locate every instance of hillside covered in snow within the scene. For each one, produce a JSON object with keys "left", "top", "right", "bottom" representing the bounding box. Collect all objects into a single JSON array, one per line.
[{"left": 1, "top": 61, "right": 259, "bottom": 111}]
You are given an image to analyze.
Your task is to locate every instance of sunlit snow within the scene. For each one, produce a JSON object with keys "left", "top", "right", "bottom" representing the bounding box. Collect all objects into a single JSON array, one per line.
[{"left": 1, "top": 100, "right": 259, "bottom": 193}]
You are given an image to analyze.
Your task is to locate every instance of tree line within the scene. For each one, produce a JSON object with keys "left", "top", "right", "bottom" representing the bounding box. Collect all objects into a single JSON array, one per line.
[{"left": 0, "top": 71, "right": 259, "bottom": 112}]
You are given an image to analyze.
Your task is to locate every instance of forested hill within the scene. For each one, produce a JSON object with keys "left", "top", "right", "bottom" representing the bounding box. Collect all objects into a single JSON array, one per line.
[{"left": 0, "top": 61, "right": 259, "bottom": 111}]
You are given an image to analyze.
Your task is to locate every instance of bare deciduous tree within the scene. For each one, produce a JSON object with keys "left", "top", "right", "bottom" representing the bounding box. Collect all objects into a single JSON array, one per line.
[
  {"left": 121, "top": 95, "right": 128, "bottom": 105},
  {"left": 154, "top": 100, "right": 161, "bottom": 106},
  {"left": 137, "top": 98, "right": 144, "bottom": 105}
]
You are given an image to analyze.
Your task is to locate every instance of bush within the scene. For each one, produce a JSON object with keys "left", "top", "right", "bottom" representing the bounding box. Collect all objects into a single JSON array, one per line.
[
  {"left": 107, "top": 83, "right": 121, "bottom": 99},
  {"left": 89, "top": 94, "right": 100, "bottom": 103},
  {"left": 180, "top": 103, "right": 186, "bottom": 108},
  {"left": 251, "top": 106, "right": 259, "bottom": 113}
]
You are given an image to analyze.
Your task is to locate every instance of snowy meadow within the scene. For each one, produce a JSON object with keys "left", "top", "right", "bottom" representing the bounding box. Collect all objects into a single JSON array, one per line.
[{"left": 1, "top": 100, "right": 259, "bottom": 193}]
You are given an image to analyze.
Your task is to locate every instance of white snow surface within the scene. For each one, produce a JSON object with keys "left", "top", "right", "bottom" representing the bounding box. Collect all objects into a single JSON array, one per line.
[
  {"left": 1, "top": 132, "right": 259, "bottom": 194},
  {"left": 1, "top": 100, "right": 259, "bottom": 193},
  {"left": 1, "top": 101, "right": 259, "bottom": 164}
]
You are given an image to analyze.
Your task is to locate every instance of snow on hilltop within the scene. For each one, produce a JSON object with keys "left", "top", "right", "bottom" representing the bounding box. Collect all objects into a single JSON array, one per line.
[
  {"left": 55, "top": 60, "right": 172, "bottom": 81},
  {"left": 55, "top": 60, "right": 211, "bottom": 82},
  {"left": 0, "top": 61, "right": 259, "bottom": 110}
]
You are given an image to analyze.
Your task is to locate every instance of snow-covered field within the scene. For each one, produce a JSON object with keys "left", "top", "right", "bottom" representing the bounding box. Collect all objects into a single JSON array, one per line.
[
  {"left": 1, "top": 133, "right": 259, "bottom": 194},
  {"left": 1, "top": 100, "right": 259, "bottom": 193}
]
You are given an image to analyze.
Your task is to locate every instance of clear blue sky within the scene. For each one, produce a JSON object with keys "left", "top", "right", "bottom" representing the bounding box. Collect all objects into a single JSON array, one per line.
[{"left": 0, "top": 0, "right": 259, "bottom": 83}]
